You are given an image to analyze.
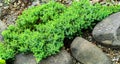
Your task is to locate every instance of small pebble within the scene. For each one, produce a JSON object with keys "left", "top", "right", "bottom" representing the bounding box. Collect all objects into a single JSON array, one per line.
[
  {"left": 11, "top": 11, "right": 14, "bottom": 14},
  {"left": 4, "top": 6, "right": 9, "bottom": 9},
  {"left": 0, "top": 3, "right": 3, "bottom": 6},
  {"left": 112, "top": 57, "right": 119, "bottom": 61},
  {"left": 18, "top": 0, "right": 21, "bottom": 5},
  {"left": 21, "top": 4, "right": 25, "bottom": 7},
  {"left": 14, "top": 3, "right": 17, "bottom": 8}
]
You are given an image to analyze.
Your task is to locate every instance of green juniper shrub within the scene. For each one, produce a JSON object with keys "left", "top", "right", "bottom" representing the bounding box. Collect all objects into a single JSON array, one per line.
[
  {"left": 16, "top": 1, "right": 66, "bottom": 29},
  {"left": 1, "top": 1, "right": 66, "bottom": 62},
  {"left": 61, "top": 0, "right": 120, "bottom": 38},
  {"left": 0, "top": 43, "right": 14, "bottom": 60},
  {"left": 1, "top": 0, "right": 120, "bottom": 63}
]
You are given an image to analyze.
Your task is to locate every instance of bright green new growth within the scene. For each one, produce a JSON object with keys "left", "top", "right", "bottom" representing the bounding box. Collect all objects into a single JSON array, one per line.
[
  {"left": 1, "top": 0, "right": 120, "bottom": 62},
  {"left": 0, "top": 58, "right": 6, "bottom": 64}
]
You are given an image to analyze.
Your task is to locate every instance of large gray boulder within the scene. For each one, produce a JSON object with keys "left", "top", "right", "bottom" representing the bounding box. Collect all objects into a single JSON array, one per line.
[
  {"left": 71, "top": 37, "right": 111, "bottom": 64},
  {"left": 92, "top": 12, "right": 120, "bottom": 46},
  {"left": 39, "top": 50, "right": 74, "bottom": 64},
  {"left": 14, "top": 53, "right": 37, "bottom": 64}
]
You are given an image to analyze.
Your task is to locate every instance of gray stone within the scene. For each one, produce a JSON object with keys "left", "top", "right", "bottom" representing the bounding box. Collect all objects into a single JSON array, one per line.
[
  {"left": 29, "top": 0, "right": 40, "bottom": 7},
  {"left": 92, "top": 12, "right": 120, "bottom": 46},
  {"left": 14, "top": 53, "right": 37, "bottom": 64},
  {"left": 39, "top": 50, "right": 73, "bottom": 64},
  {"left": 0, "top": 7, "right": 2, "bottom": 17},
  {"left": 3, "top": 6, "right": 9, "bottom": 9},
  {"left": 71, "top": 37, "right": 111, "bottom": 64},
  {"left": 0, "top": 3, "right": 3, "bottom": 6},
  {"left": 0, "top": 20, "right": 7, "bottom": 41},
  {"left": 0, "top": 0, "right": 2, "bottom": 3}
]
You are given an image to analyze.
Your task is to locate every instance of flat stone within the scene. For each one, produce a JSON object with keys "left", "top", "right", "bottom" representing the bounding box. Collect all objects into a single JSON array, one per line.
[
  {"left": 39, "top": 50, "right": 74, "bottom": 64},
  {"left": 92, "top": 12, "right": 120, "bottom": 46},
  {"left": 71, "top": 37, "right": 111, "bottom": 64},
  {"left": 14, "top": 53, "right": 37, "bottom": 64}
]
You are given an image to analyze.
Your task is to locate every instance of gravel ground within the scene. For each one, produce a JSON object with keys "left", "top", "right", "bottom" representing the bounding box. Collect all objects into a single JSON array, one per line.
[{"left": 0, "top": 0, "right": 30, "bottom": 26}]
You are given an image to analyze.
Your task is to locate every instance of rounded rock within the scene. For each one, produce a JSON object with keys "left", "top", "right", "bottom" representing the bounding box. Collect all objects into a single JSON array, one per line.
[
  {"left": 92, "top": 12, "right": 120, "bottom": 46},
  {"left": 14, "top": 53, "right": 37, "bottom": 64},
  {"left": 39, "top": 50, "right": 74, "bottom": 64},
  {"left": 71, "top": 37, "right": 111, "bottom": 64}
]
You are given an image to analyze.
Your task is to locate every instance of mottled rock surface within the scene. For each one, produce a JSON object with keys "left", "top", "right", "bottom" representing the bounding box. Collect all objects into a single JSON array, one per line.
[
  {"left": 14, "top": 53, "right": 37, "bottom": 64},
  {"left": 0, "top": 20, "right": 7, "bottom": 41},
  {"left": 92, "top": 12, "right": 120, "bottom": 46},
  {"left": 39, "top": 50, "right": 73, "bottom": 64},
  {"left": 71, "top": 37, "right": 111, "bottom": 64}
]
